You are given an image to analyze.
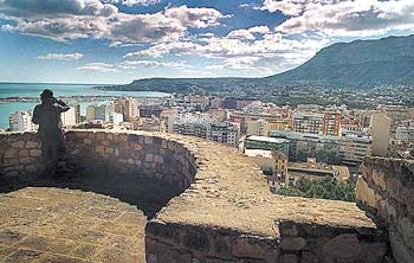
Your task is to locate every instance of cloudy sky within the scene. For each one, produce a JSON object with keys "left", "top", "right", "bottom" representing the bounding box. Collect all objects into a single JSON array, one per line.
[{"left": 0, "top": 0, "right": 413, "bottom": 84}]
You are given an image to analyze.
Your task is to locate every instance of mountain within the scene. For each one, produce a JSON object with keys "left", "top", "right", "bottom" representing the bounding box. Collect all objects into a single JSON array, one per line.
[
  {"left": 266, "top": 34, "right": 414, "bottom": 86},
  {"left": 100, "top": 34, "right": 414, "bottom": 93}
]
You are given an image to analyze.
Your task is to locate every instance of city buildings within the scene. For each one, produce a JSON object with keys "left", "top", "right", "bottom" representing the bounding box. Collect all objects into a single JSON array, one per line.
[
  {"left": 114, "top": 98, "right": 138, "bottom": 121},
  {"left": 322, "top": 111, "right": 341, "bottom": 136},
  {"left": 168, "top": 113, "right": 240, "bottom": 146},
  {"left": 206, "top": 122, "right": 240, "bottom": 146},
  {"left": 244, "top": 135, "right": 289, "bottom": 156},
  {"left": 8, "top": 110, "right": 37, "bottom": 132},
  {"left": 292, "top": 112, "right": 324, "bottom": 134},
  {"left": 369, "top": 112, "right": 391, "bottom": 156},
  {"left": 396, "top": 126, "right": 414, "bottom": 142},
  {"left": 270, "top": 130, "right": 372, "bottom": 166},
  {"left": 86, "top": 104, "right": 108, "bottom": 121},
  {"left": 61, "top": 107, "right": 78, "bottom": 127}
]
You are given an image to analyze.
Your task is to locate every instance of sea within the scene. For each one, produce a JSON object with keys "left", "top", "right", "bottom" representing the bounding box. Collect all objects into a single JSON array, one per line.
[{"left": 0, "top": 83, "right": 169, "bottom": 129}]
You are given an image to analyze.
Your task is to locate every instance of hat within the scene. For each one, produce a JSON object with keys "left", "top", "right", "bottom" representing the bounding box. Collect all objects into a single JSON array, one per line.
[{"left": 40, "top": 89, "right": 53, "bottom": 98}]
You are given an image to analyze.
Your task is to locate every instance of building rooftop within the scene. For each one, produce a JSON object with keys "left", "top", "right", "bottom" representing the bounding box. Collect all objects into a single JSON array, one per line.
[{"left": 246, "top": 135, "right": 289, "bottom": 144}]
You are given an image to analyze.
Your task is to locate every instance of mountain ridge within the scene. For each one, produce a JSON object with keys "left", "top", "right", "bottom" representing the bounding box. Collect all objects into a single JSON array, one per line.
[{"left": 101, "top": 34, "right": 414, "bottom": 93}]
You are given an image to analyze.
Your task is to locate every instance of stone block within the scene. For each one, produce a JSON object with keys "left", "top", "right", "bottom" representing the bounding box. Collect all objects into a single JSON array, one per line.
[
  {"left": 30, "top": 149, "right": 42, "bottom": 157},
  {"left": 18, "top": 149, "right": 29, "bottom": 158},
  {"left": 154, "top": 155, "right": 164, "bottom": 164},
  {"left": 96, "top": 145, "right": 105, "bottom": 154},
  {"left": 145, "top": 153, "right": 154, "bottom": 162},
  {"left": 280, "top": 237, "right": 306, "bottom": 251},
  {"left": 398, "top": 217, "right": 414, "bottom": 251},
  {"left": 25, "top": 141, "right": 39, "bottom": 148},
  {"left": 144, "top": 136, "right": 153, "bottom": 144},
  {"left": 231, "top": 238, "right": 267, "bottom": 259},
  {"left": 300, "top": 251, "right": 317, "bottom": 263},
  {"left": 322, "top": 234, "right": 360, "bottom": 261},
  {"left": 279, "top": 223, "right": 299, "bottom": 237},
  {"left": 279, "top": 254, "right": 297, "bottom": 263},
  {"left": 372, "top": 170, "right": 387, "bottom": 192},
  {"left": 184, "top": 230, "right": 210, "bottom": 252},
  {"left": 3, "top": 158, "right": 19, "bottom": 166},
  {"left": 11, "top": 141, "right": 25, "bottom": 148},
  {"left": 390, "top": 228, "right": 414, "bottom": 263},
  {"left": 4, "top": 148, "right": 18, "bottom": 158},
  {"left": 355, "top": 179, "right": 376, "bottom": 208},
  {"left": 388, "top": 177, "right": 404, "bottom": 203}
]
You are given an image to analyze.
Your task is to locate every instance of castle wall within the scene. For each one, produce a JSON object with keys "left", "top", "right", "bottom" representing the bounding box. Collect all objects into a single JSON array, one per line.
[
  {"left": 357, "top": 157, "right": 414, "bottom": 263},
  {"left": 0, "top": 131, "right": 393, "bottom": 262}
]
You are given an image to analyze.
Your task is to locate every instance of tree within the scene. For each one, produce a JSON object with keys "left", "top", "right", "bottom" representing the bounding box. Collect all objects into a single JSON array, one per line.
[{"left": 277, "top": 177, "right": 356, "bottom": 202}]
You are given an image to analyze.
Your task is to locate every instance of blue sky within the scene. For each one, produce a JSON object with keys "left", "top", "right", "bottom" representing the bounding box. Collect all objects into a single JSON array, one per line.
[{"left": 0, "top": 0, "right": 413, "bottom": 84}]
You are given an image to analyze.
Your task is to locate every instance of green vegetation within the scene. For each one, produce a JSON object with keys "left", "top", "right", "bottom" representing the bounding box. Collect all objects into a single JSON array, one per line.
[
  {"left": 297, "top": 148, "right": 339, "bottom": 164},
  {"left": 278, "top": 176, "right": 357, "bottom": 202}
]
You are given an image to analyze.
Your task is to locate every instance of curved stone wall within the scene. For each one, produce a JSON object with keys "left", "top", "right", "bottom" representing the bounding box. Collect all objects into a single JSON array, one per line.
[
  {"left": 0, "top": 130, "right": 391, "bottom": 262},
  {"left": 0, "top": 130, "right": 196, "bottom": 191},
  {"left": 357, "top": 157, "right": 414, "bottom": 263}
]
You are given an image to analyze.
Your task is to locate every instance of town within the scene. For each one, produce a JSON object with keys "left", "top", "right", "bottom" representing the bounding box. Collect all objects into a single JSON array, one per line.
[{"left": 5, "top": 93, "right": 414, "bottom": 201}]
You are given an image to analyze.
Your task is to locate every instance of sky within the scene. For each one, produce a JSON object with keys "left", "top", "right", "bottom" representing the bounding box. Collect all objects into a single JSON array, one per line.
[{"left": 0, "top": 0, "right": 413, "bottom": 84}]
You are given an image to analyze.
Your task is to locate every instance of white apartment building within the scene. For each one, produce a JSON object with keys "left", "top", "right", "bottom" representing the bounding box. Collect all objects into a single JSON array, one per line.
[
  {"left": 61, "top": 107, "right": 77, "bottom": 127},
  {"left": 168, "top": 113, "right": 240, "bottom": 146},
  {"left": 9, "top": 110, "right": 37, "bottom": 132}
]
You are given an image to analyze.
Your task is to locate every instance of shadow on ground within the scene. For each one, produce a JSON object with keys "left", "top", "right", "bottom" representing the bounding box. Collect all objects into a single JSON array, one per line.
[{"left": 0, "top": 166, "right": 180, "bottom": 218}]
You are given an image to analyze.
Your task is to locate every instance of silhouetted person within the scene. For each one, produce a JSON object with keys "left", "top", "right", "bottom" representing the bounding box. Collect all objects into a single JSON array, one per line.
[{"left": 32, "top": 89, "right": 70, "bottom": 174}]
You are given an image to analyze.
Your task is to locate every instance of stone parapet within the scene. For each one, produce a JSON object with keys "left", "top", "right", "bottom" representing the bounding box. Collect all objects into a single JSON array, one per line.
[
  {"left": 357, "top": 157, "right": 414, "bottom": 263},
  {"left": 0, "top": 130, "right": 390, "bottom": 262}
]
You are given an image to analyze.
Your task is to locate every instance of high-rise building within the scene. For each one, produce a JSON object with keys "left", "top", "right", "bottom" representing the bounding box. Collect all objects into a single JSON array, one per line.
[
  {"left": 246, "top": 119, "right": 268, "bottom": 136},
  {"left": 369, "top": 112, "right": 391, "bottom": 156},
  {"left": 206, "top": 122, "right": 240, "bottom": 146},
  {"left": 61, "top": 107, "right": 77, "bottom": 127},
  {"left": 114, "top": 98, "right": 138, "bottom": 121},
  {"left": 109, "top": 112, "right": 124, "bottom": 126},
  {"left": 9, "top": 110, "right": 37, "bottom": 132},
  {"left": 95, "top": 105, "right": 107, "bottom": 121},
  {"left": 322, "top": 111, "right": 341, "bottom": 136},
  {"left": 86, "top": 105, "right": 96, "bottom": 121},
  {"left": 292, "top": 113, "right": 323, "bottom": 134}
]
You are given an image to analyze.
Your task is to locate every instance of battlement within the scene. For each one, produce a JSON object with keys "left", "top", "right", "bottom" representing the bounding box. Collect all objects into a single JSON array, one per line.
[{"left": 0, "top": 130, "right": 396, "bottom": 262}]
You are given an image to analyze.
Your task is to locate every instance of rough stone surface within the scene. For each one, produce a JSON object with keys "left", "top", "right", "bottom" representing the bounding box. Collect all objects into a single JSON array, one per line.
[
  {"left": 358, "top": 157, "right": 414, "bottom": 263},
  {"left": 0, "top": 187, "right": 146, "bottom": 263},
  {"left": 0, "top": 131, "right": 390, "bottom": 263}
]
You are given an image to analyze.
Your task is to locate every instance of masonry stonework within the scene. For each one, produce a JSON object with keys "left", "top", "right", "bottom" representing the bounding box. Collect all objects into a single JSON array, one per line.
[
  {"left": 0, "top": 131, "right": 395, "bottom": 262},
  {"left": 357, "top": 157, "right": 414, "bottom": 263}
]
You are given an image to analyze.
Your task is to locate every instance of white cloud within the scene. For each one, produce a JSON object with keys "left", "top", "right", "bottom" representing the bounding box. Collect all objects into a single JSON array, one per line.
[
  {"left": 77, "top": 62, "right": 120, "bottom": 72},
  {"left": 0, "top": 1, "right": 225, "bottom": 44},
  {"left": 261, "top": 0, "right": 337, "bottom": 16},
  {"left": 226, "top": 26, "right": 270, "bottom": 40},
  {"left": 106, "top": 0, "right": 161, "bottom": 6},
  {"left": 262, "top": 0, "right": 414, "bottom": 37},
  {"left": 37, "top": 52, "right": 83, "bottom": 60},
  {"left": 121, "top": 60, "right": 186, "bottom": 68}
]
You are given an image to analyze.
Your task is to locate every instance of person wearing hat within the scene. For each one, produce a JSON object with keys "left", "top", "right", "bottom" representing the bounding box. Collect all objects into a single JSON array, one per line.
[{"left": 32, "top": 89, "right": 71, "bottom": 175}]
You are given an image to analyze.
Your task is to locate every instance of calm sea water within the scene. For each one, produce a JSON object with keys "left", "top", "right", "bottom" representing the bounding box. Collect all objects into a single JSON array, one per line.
[{"left": 0, "top": 83, "right": 169, "bottom": 129}]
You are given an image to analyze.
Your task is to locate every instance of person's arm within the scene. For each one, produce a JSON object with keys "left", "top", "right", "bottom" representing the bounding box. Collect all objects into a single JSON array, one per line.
[
  {"left": 32, "top": 105, "right": 40, "bottom": 124},
  {"left": 55, "top": 99, "right": 71, "bottom": 112}
]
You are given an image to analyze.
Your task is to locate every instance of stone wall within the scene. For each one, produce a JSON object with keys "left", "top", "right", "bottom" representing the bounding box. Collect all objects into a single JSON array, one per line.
[
  {"left": 357, "top": 157, "right": 414, "bottom": 263},
  {"left": 64, "top": 130, "right": 197, "bottom": 191},
  {"left": 1, "top": 131, "right": 392, "bottom": 262},
  {"left": 0, "top": 132, "right": 44, "bottom": 180},
  {"left": 146, "top": 219, "right": 387, "bottom": 263},
  {"left": 0, "top": 130, "right": 197, "bottom": 193}
]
